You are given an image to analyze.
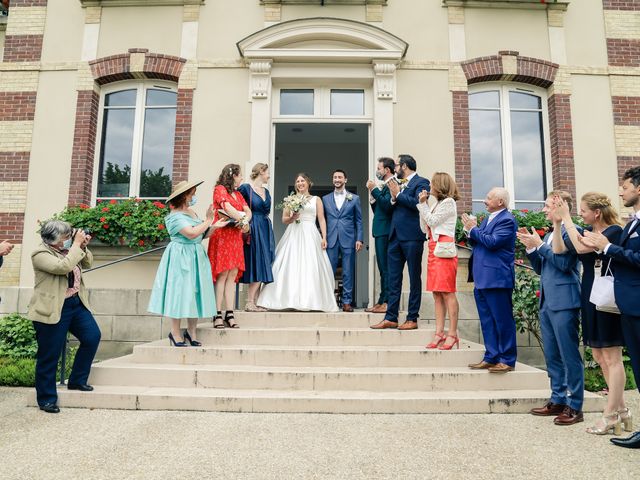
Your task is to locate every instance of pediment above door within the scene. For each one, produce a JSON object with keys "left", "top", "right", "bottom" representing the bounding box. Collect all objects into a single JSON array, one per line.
[{"left": 237, "top": 17, "right": 408, "bottom": 63}]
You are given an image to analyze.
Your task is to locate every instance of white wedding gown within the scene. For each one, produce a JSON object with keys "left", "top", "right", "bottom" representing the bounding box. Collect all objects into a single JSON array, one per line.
[{"left": 257, "top": 196, "right": 339, "bottom": 312}]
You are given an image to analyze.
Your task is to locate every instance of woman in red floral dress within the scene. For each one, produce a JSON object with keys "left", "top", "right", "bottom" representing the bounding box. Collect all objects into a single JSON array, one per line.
[{"left": 208, "top": 164, "right": 252, "bottom": 328}]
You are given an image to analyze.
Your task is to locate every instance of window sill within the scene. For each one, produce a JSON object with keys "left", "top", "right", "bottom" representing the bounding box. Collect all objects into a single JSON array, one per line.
[
  {"left": 260, "top": 1, "right": 387, "bottom": 5},
  {"left": 88, "top": 239, "right": 168, "bottom": 261},
  {"left": 442, "top": 0, "right": 569, "bottom": 10},
  {"left": 79, "top": 0, "right": 204, "bottom": 7}
]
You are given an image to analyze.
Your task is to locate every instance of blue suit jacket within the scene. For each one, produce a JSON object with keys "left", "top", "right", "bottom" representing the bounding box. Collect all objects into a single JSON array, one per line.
[
  {"left": 370, "top": 184, "right": 392, "bottom": 237},
  {"left": 526, "top": 229, "right": 581, "bottom": 312},
  {"left": 604, "top": 219, "right": 640, "bottom": 316},
  {"left": 322, "top": 192, "right": 363, "bottom": 249},
  {"left": 388, "top": 174, "right": 431, "bottom": 242},
  {"left": 468, "top": 209, "right": 517, "bottom": 290}
]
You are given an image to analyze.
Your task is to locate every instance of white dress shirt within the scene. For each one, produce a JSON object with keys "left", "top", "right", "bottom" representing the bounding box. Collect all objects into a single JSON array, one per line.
[{"left": 334, "top": 189, "right": 346, "bottom": 210}]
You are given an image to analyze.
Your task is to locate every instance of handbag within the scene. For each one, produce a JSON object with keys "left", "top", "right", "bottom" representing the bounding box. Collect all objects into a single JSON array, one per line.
[
  {"left": 589, "top": 259, "right": 620, "bottom": 314},
  {"left": 431, "top": 201, "right": 457, "bottom": 259}
]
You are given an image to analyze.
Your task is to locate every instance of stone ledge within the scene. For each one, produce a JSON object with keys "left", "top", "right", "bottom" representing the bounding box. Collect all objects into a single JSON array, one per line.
[
  {"left": 79, "top": 0, "right": 204, "bottom": 6},
  {"left": 442, "top": 0, "right": 568, "bottom": 10}
]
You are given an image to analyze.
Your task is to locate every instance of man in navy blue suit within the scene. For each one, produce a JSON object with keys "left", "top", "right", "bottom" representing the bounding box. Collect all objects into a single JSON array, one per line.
[
  {"left": 371, "top": 154, "right": 430, "bottom": 330},
  {"left": 519, "top": 191, "right": 584, "bottom": 426},
  {"left": 322, "top": 169, "right": 363, "bottom": 312},
  {"left": 461, "top": 187, "right": 518, "bottom": 374},
  {"left": 582, "top": 166, "right": 640, "bottom": 448}
]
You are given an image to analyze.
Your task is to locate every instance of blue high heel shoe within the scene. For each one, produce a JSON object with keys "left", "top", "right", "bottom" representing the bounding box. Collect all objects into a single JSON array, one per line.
[
  {"left": 183, "top": 329, "right": 202, "bottom": 347},
  {"left": 168, "top": 332, "right": 187, "bottom": 347}
]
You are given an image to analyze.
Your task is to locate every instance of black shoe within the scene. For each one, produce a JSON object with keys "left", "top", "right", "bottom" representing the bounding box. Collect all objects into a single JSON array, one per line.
[
  {"left": 611, "top": 430, "right": 640, "bottom": 449},
  {"left": 39, "top": 403, "right": 60, "bottom": 414},
  {"left": 67, "top": 384, "right": 94, "bottom": 392},
  {"left": 183, "top": 330, "right": 202, "bottom": 347},
  {"left": 168, "top": 332, "right": 187, "bottom": 347},
  {"left": 224, "top": 310, "right": 239, "bottom": 328}
]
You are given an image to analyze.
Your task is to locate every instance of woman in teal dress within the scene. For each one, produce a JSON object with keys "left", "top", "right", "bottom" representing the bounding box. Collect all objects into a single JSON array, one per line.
[{"left": 148, "top": 180, "right": 228, "bottom": 347}]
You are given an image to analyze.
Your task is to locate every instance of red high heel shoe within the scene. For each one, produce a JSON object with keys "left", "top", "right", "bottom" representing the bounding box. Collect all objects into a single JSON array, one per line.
[
  {"left": 426, "top": 332, "right": 446, "bottom": 349},
  {"left": 438, "top": 335, "right": 460, "bottom": 350}
]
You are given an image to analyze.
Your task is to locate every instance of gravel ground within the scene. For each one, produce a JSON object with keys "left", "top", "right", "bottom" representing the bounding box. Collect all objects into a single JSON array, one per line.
[{"left": 0, "top": 387, "right": 637, "bottom": 480}]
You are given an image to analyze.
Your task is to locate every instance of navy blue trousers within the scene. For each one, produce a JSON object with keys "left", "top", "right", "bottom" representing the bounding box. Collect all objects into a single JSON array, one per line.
[
  {"left": 474, "top": 288, "right": 517, "bottom": 367},
  {"left": 540, "top": 305, "right": 584, "bottom": 411},
  {"left": 385, "top": 237, "right": 424, "bottom": 322},
  {"left": 621, "top": 314, "right": 640, "bottom": 394},
  {"left": 32, "top": 295, "right": 101, "bottom": 407},
  {"left": 327, "top": 245, "right": 356, "bottom": 305}
]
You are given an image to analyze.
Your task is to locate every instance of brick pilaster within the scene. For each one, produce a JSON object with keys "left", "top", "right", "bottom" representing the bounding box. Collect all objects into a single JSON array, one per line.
[
  {"left": 68, "top": 90, "right": 99, "bottom": 207},
  {"left": 173, "top": 89, "right": 194, "bottom": 185},
  {"left": 548, "top": 93, "right": 577, "bottom": 201},
  {"left": 452, "top": 91, "right": 471, "bottom": 213}
]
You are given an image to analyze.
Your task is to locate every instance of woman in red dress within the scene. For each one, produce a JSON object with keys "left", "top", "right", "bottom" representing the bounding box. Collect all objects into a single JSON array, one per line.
[{"left": 208, "top": 164, "right": 252, "bottom": 328}]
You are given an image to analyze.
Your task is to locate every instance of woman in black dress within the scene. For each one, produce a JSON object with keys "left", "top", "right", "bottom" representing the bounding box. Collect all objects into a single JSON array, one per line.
[{"left": 553, "top": 192, "right": 629, "bottom": 435}]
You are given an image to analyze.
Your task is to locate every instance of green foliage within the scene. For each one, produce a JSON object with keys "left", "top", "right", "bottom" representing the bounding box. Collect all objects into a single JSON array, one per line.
[
  {"left": 140, "top": 167, "right": 172, "bottom": 198},
  {"left": 51, "top": 198, "right": 170, "bottom": 251},
  {"left": 0, "top": 357, "right": 36, "bottom": 387},
  {"left": 102, "top": 162, "right": 131, "bottom": 186},
  {"left": 512, "top": 268, "right": 543, "bottom": 352},
  {"left": 0, "top": 313, "right": 37, "bottom": 359}
]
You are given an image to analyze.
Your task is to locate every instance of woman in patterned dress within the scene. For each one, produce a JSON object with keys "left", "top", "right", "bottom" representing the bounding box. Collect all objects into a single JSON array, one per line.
[{"left": 207, "top": 164, "right": 252, "bottom": 328}]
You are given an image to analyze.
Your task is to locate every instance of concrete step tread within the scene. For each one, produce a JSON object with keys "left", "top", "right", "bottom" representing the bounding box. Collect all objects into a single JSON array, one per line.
[
  {"left": 94, "top": 362, "right": 544, "bottom": 374},
  {"left": 134, "top": 343, "right": 483, "bottom": 352},
  {"left": 54, "top": 385, "right": 603, "bottom": 401},
  {"left": 195, "top": 326, "right": 432, "bottom": 332}
]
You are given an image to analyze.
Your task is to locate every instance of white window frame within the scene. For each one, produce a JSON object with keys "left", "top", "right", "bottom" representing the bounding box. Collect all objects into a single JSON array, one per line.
[
  {"left": 468, "top": 83, "right": 553, "bottom": 210},
  {"left": 92, "top": 80, "right": 178, "bottom": 204},
  {"left": 272, "top": 85, "right": 373, "bottom": 121}
]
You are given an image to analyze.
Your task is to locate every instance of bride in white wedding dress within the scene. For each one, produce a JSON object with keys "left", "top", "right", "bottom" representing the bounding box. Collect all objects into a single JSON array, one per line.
[{"left": 257, "top": 174, "right": 339, "bottom": 312}]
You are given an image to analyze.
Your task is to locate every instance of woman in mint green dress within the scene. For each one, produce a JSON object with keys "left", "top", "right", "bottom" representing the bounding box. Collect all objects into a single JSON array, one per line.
[{"left": 148, "top": 180, "right": 228, "bottom": 347}]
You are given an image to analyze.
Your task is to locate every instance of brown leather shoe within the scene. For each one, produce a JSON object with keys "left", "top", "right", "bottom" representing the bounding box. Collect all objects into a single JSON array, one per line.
[
  {"left": 530, "top": 401, "right": 566, "bottom": 416},
  {"left": 554, "top": 406, "right": 584, "bottom": 426},
  {"left": 488, "top": 363, "right": 515, "bottom": 374},
  {"left": 371, "top": 303, "right": 387, "bottom": 314},
  {"left": 370, "top": 320, "right": 398, "bottom": 329},
  {"left": 365, "top": 304, "right": 380, "bottom": 313},
  {"left": 468, "top": 361, "right": 496, "bottom": 370},
  {"left": 342, "top": 304, "right": 354, "bottom": 312},
  {"left": 398, "top": 320, "right": 418, "bottom": 330}
]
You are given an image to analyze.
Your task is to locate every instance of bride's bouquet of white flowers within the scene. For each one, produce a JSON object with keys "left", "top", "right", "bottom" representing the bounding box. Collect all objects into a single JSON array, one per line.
[{"left": 276, "top": 192, "right": 309, "bottom": 224}]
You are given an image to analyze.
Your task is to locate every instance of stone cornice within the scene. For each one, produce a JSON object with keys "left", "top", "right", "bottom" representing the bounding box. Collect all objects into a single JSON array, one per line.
[
  {"left": 79, "top": 0, "right": 204, "bottom": 7},
  {"left": 442, "top": 0, "right": 569, "bottom": 10},
  {"left": 261, "top": 1, "right": 387, "bottom": 5}
]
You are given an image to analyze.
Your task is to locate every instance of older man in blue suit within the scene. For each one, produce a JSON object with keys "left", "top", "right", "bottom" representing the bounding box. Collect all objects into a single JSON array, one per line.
[
  {"left": 322, "top": 169, "right": 364, "bottom": 312},
  {"left": 371, "top": 154, "right": 430, "bottom": 330},
  {"left": 461, "top": 188, "right": 518, "bottom": 374},
  {"left": 519, "top": 191, "right": 584, "bottom": 426},
  {"left": 582, "top": 166, "right": 640, "bottom": 448}
]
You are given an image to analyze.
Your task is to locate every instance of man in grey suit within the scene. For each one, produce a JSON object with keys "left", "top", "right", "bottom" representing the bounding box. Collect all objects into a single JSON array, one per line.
[{"left": 518, "top": 191, "right": 584, "bottom": 426}]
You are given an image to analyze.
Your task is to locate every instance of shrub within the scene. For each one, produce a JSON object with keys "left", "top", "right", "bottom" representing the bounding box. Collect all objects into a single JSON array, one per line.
[
  {"left": 49, "top": 198, "right": 170, "bottom": 251},
  {"left": 0, "top": 313, "right": 37, "bottom": 359}
]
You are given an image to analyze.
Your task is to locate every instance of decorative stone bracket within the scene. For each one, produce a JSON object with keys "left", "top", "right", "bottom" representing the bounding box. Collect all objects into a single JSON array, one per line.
[
  {"left": 248, "top": 60, "right": 273, "bottom": 99},
  {"left": 373, "top": 61, "right": 397, "bottom": 100}
]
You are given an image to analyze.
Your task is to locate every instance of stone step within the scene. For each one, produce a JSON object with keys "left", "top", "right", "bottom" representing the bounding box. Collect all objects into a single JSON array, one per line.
[
  {"left": 194, "top": 326, "right": 435, "bottom": 346},
  {"left": 131, "top": 342, "right": 486, "bottom": 367},
  {"left": 228, "top": 312, "right": 393, "bottom": 328},
  {"left": 88, "top": 361, "right": 550, "bottom": 392},
  {"left": 32, "top": 386, "right": 604, "bottom": 414}
]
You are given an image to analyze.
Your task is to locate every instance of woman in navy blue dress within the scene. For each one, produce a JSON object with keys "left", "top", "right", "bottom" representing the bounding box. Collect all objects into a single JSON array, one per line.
[{"left": 238, "top": 163, "right": 276, "bottom": 311}]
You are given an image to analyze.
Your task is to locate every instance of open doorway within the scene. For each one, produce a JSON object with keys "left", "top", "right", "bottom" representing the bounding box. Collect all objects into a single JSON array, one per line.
[{"left": 273, "top": 123, "right": 370, "bottom": 308}]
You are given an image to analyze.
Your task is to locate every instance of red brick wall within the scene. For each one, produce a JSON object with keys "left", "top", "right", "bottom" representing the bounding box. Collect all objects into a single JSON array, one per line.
[
  {"left": 548, "top": 94, "right": 577, "bottom": 201},
  {"left": 452, "top": 91, "right": 472, "bottom": 213},
  {"left": 612, "top": 96, "right": 640, "bottom": 126},
  {"left": 2, "top": 35, "right": 44, "bottom": 62},
  {"left": 618, "top": 156, "right": 640, "bottom": 179},
  {"left": 173, "top": 89, "right": 194, "bottom": 185},
  {"left": 606, "top": 39, "right": 640, "bottom": 67},
  {"left": 602, "top": 0, "right": 640, "bottom": 10},
  {"left": 68, "top": 90, "right": 99, "bottom": 206},
  {"left": 0, "top": 213, "right": 26, "bottom": 243},
  {"left": 0, "top": 92, "right": 37, "bottom": 121},
  {"left": 0, "top": 152, "right": 30, "bottom": 181},
  {"left": 9, "top": 0, "right": 48, "bottom": 5}
]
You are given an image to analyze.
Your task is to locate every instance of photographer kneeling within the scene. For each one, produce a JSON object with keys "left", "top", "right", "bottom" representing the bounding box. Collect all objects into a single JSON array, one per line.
[{"left": 27, "top": 220, "right": 101, "bottom": 413}]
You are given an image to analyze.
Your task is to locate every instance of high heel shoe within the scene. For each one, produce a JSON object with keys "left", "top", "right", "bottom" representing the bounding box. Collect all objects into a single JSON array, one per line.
[
  {"left": 183, "top": 330, "right": 202, "bottom": 347},
  {"left": 213, "top": 314, "right": 225, "bottom": 329},
  {"left": 168, "top": 332, "right": 187, "bottom": 347},
  {"left": 618, "top": 407, "right": 633, "bottom": 432},
  {"left": 586, "top": 412, "right": 622, "bottom": 435},
  {"left": 224, "top": 310, "right": 239, "bottom": 328},
  {"left": 426, "top": 332, "right": 446, "bottom": 349},
  {"left": 438, "top": 335, "right": 460, "bottom": 351}
]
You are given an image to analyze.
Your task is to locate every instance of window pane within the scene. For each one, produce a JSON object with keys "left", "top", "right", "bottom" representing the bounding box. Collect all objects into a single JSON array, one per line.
[
  {"left": 472, "top": 201, "right": 487, "bottom": 214},
  {"left": 509, "top": 91, "right": 541, "bottom": 110},
  {"left": 280, "top": 89, "right": 314, "bottom": 115},
  {"left": 97, "top": 109, "right": 135, "bottom": 197},
  {"left": 511, "top": 110, "right": 546, "bottom": 204},
  {"left": 331, "top": 89, "right": 364, "bottom": 116},
  {"left": 146, "top": 89, "right": 177, "bottom": 107},
  {"left": 515, "top": 201, "right": 544, "bottom": 212},
  {"left": 470, "top": 109, "right": 504, "bottom": 201},
  {"left": 139, "top": 108, "right": 176, "bottom": 198},
  {"left": 468, "top": 91, "right": 500, "bottom": 109},
  {"left": 105, "top": 89, "right": 137, "bottom": 107}
]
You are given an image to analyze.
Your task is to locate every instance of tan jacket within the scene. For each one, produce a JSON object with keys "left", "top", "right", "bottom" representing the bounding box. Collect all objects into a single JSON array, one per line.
[{"left": 27, "top": 243, "right": 93, "bottom": 324}]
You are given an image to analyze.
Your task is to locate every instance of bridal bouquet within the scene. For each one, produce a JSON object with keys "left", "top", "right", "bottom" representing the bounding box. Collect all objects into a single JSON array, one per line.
[{"left": 276, "top": 193, "right": 309, "bottom": 223}]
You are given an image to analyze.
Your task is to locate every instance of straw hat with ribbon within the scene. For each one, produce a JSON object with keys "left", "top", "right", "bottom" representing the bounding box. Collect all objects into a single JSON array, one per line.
[{"left": 165, "top": 180, "right": 204, "bottom": 203}]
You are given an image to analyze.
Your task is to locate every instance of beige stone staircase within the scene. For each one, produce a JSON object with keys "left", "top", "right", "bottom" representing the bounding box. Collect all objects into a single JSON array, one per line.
[{"left": 29, "top": 312, "right": 604, "bottom": 413}]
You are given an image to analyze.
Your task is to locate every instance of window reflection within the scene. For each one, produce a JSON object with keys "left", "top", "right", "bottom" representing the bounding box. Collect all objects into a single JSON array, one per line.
[
  {"left": 97, "top": 107, "right": 135, "bottom": 198},
  {"left": 331, "top": 89, "right": 364, "bottom": 116},
  {"left": 470, "top": 109, "right": 504, "bottom": 203},
  {"left": 280, "top": 89, "right": 314, "bottom": 115}
]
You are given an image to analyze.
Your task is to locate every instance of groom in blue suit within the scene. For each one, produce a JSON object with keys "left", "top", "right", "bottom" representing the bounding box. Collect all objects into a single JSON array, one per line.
[
  {"left": 371, "top": 154, "right": 430, "bottom": 330},
  {"left": 323, "top": 170, "right": 363, "bottom": 312}
]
